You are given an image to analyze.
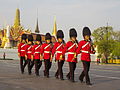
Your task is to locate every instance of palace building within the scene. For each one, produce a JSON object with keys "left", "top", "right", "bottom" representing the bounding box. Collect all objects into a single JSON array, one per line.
[{"left": 0, "top": 8, "right": 56, "bottom": 48}]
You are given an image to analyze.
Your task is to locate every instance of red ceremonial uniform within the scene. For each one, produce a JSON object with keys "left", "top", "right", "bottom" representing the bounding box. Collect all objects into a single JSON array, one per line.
[
  {"left": 18, "top": 43, "right": 27, "bottom": 57},
  {"left": 41, "top": 43, "right": 52, "bottom": 59},
  {"left": 26, "top": 44, "right": 33, "bottom": 59},
  {"left": 52, "top": 42, "right": 65, "bottom": 60},
  {"left": 32, "top": 44, "right": 41, "bottom": 60},
  {"left": 76, "top": 40, "right": 95, "bottom": 62},
  {"left": 63, "top": 41, "right": 78, "bottom": 63}
]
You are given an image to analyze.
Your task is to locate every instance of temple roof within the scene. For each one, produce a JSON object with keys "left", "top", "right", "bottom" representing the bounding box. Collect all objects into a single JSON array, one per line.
[{"left": 35, "top": 18, "right": 40, "bottom": 33}]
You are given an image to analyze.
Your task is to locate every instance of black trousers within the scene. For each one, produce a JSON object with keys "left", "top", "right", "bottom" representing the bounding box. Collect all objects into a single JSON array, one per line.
[
  {"left": 44, "top": 59, "right": 52, "bottom": 77},
  {"left": 30, "top": 60, "right": 34, "bottom": 71},
  {"left": 20, "top": 56, "right": 27, "bottom": 73},
  {"left": 67, "top": 62, "right": 76, "bottom": 81},
  {"left": 27, "top": 59, "right": 32, "bottom": 74},
  {"left": 79, "top": 61, "right": 91, "bottom": 83},
  {"left": 55, "top": 60, "right": 64, "bottom": 79},
  {"left": 34, "top": 59, "right": 42, "bottom": 76}
]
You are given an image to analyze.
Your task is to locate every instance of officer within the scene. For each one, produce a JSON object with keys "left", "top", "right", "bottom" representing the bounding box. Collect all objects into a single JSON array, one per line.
[
  {"left": 63, "top": 28, "right": 78, "bottom": 82},
  {"left": 52, "top": 30, "right": 65, "bottom": 80},
  {"left": 41, "top": 33, "right": 53, "bottom": 78},
  {"left": 18, "top": 34, "right": 27, "bottom": 74},
  {"left": 25, "top": 34, "right": 33, "bottom": 75},
  {"left": 76, "top": 27, "right": 96, "bottom": 85},
  {"left": 31, "top": 34, "right": 42, "bottom": 76}
]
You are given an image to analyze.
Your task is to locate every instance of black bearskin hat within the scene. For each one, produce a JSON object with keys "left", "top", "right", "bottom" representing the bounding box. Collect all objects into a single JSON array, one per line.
[
  {"left": 45, "top": 33, "right": 52, "bottom": 40},
  {"left": 83, "top": 27, "right": 91, "bottom": 36},
  {"left": 69, "top": 28, "right": 77, "bottom": 38},
  {"left": 56, "top": 30, "right": 64, "bottom": 39},
  {"left": 21, "top": 34, "right": 27, "bottom": 40},
  {"left": 36, "top": 34, "right": 41, "bottom": 41},
  {"left": 28, "top": 35, "right": 33, "bottom": 41}
]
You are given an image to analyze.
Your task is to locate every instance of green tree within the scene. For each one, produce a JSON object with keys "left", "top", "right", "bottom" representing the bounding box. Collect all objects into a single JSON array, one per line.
[
  {"left": 92, "top": 26, "right": 114, "bottom": 63},
  {"left": 111, "top": 31, "right": 120, "bottom": 58}
]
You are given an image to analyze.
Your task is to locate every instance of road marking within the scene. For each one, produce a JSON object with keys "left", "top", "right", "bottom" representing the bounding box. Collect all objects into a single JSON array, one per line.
[
  {"left": 63, "top": 66, "right": 120, "bottom": 73},
  {"left": 91, "top": 74, "right": 120, "bottom": 80}
]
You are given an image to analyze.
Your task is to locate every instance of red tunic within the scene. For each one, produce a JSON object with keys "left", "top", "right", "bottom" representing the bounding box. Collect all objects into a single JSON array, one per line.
[
  {"left": 32, "top": 44, "right": 41, "bottom": 60},
  {"left": 76, "top": 40, "right": 95, "bottom": 62},
  {"left": 18, "top": 43, "right": 27, "bottom": 57},
  {"left": 26, "top": 44, "right": 33, "bottom": 59},
  {"left": 41, "top": 43, "right": 53, "bottom": 60},
  {"left": 63, "top": 41, "right": 78, "bottom": 63},
  {"left": 52, "top": 42, "right": 65, "bottom": 60}
]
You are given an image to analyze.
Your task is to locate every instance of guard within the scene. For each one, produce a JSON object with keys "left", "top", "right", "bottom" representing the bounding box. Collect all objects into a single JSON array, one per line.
[
  {"left": 25, "top": 34, "right": 33, "bottom": 75},
  {"left": 41, "top": 33, "right": 53, "bottom": 78},
  {"left": 63, "top": 28, "right": 78, "bottom": 82},
  {"left": 76, "top": 27, "right": 96, "bottom": 85},
  {"left": 31, "top": 34, "right": 42, "bottom": 76},
  {"left": 18, "top": 34, "right": 27, "bottom": 74},
  {"left": 52, "top": 30, "right": 65, "bottom": 80}
]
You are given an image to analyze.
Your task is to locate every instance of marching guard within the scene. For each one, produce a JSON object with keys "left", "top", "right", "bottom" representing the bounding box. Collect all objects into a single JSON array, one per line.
[
  {"left": 17, "top": 26, "right": 96, "bottom": 85},
  {"left": 41, "top": 33, "right": 53, "bottom": 78},
  {"left": 25, "top": 34, "right": 33, "bottom": 75},
  {"left": 63, "top": 28, "right": 78, "bottom": 82},
  {"left": 52, "top": 30, "right": 65, "bottom": 80},
  {"left": 18, "top": 34, "right": 28, "bottom": 74},
  {"left": 31, "top": 34, "right": 42, "bottom": 76},
  {"left": 76, "top": 27, "right": 96, "bottom": 85}
]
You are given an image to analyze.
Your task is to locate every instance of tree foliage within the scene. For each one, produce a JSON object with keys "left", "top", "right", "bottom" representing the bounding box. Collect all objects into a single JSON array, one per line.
[{"left": 92, "top": 26, "right": 120, "bottom": 63}]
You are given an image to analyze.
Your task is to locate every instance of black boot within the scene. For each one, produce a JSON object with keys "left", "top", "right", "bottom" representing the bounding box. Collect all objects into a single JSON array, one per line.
[
  {"left": 66, "top": 74, "right": 70, "bottom": 80},
  {"left": 79, "top": 77, "right": 84, "bottom": 83},
  {"left": 86, "top": 82, "right": 92, "bottom": 85},
  {"left": 43, "top": 70, "right": 46, "bottom": 76},
  {"left": 21, "top": 68, "right": 24, "bottom": 74},
  {"left": 70, "top": 79, "right": 75, "bottom": 82},
  {"left": 21, "top": 71, "right": 24, "bottom": 74},
  {"left": 35, "top": 71, "right": 39, "bottom": 76},
  {"left": 60, "top": 74, "right": 64, "bottom": 80},
  {"left": 46, "top": 75, "right": 49, "bottom": 78},
  {"left": 55, "top": 75, "right": 59, "bottom": 79},
  {"left": 55, "top": 71, "right": 59, "bottom": 79},
  {"left": 60, "top": 78, "right": 64, "bottom": 80},
  {"left": 28, "top": 71, "right": 31, "bottom": 75}
]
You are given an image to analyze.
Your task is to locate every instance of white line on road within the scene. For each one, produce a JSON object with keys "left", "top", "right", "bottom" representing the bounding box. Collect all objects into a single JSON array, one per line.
[
  {"left": 91, "top": 74, "right": 120, "bottom": 80},
  {"left": 63, "top": 66, "right": 120, "bottom": 73}
]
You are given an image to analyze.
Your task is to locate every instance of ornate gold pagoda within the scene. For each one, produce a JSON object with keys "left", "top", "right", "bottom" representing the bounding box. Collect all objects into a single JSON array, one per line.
[
  {"left": 14, "top": 8, "right": 21, "bottom": 28},
  {"left": 0, "top": 8, "right": 31, "bottom": 48},
  {"left": 52, "top": 17, "right": 57, "bottom": 36}
]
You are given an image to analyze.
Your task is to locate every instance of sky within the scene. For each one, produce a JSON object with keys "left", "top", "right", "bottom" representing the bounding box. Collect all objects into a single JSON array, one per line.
[{"left": 0, "top": 0, "right": 120, "bottom": 40}]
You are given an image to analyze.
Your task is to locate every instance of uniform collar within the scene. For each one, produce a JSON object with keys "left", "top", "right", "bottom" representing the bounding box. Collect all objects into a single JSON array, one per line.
[
  {"left": 70, "top": 40, "right": 75, "bottom": 43},
  {"left": 84, "top": 40, "right": 90, "bottom": 42},
  {"left": 28, "top": 44, "right": 31, "bottom": 45},
  {"left": 57, "top": 42, "right": 62, "bottom": 44}
]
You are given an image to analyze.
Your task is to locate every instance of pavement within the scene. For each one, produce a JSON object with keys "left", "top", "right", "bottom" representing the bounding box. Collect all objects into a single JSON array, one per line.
[{"left": 0, "top": 60, "right": 120, "bottom": 90}]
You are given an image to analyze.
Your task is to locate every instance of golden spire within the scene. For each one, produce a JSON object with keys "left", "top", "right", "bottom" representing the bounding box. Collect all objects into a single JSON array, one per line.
[
  {"left": 14, "top": 8, "right": 21, "bottom": 27},
  {"left": 52, "top": 16, "right": 57, "bottom": 36}
]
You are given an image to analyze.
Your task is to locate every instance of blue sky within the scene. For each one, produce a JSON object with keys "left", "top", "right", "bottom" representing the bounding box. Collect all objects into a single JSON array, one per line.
[{"left": 0, "top": 0, "right": 120, "bottom": 40}]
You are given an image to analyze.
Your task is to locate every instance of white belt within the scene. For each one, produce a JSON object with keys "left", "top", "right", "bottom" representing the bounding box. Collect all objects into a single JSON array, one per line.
[
  {"left": 68, "top": 52, "right": 75, "bottom": 54},
  {"left": 44, "top": 51, "right": 50, "bottom": 53},
  {"left": 21, "top": 50, "right": 25, "bottom": 51},
  {"left": 27, "top": 51, "right": 32, "bottom": 53},
  {"left": 56, "top": 51, "right": 62, "bottom": 53},
  {"left": 81, "top": 50, "right": 89, "bottom": 53},
  {"left": 35, "top": 52, "right": 40, "bottom": 53}
]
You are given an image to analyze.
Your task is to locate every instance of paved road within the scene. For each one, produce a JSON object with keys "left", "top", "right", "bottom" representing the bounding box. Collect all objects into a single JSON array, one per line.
[{"left": 0, "top": 60, "right": 120, "bottom": 90}]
